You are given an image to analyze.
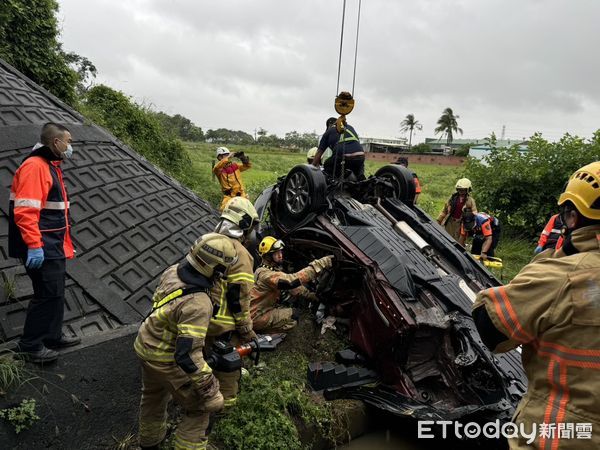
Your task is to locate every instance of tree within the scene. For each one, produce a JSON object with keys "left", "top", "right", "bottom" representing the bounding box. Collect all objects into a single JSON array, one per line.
[
  {"left": 399, "top": 114, "right": 423, "bottom": 149},
  {"left": 434, "top": 107, "right": 463, "bottom": 146},
  {"left": 0, "top": 0, "right": 91, "bottom": 105}
]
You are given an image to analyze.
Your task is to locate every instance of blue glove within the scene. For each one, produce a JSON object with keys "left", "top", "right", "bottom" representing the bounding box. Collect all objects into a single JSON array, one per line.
[
  {"left": 26, "top": 248, "right": 44, "bottom": 269},
  {"left": 534, "top": 245, "right": 543, "bottom": 254}
]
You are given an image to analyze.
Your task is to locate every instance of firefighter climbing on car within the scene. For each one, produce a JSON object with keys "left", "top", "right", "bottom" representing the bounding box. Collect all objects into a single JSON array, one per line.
[
  {"left": 250, "top": 236, "right": 333, "bottom": 333},
  {"left": 212, "top": 147, "right": 252, "bottom": 211}
]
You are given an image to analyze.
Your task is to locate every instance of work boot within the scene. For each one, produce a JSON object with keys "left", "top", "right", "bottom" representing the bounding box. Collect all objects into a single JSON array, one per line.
[
  {"left": 44, "top": 334, "right": 81, "bottom": 349},
  {"left": 20, "top": 346, "right": 59, "bottom": 364}
]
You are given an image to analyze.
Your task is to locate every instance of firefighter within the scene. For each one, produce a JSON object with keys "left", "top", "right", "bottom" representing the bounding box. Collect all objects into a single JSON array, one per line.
[
  {"left": 535, "top": 213, "right": 565, "bottom": 254},
  {"left": 9, "top": 123, "right": 80, "bottom": 363},
  {"left": 250, "top": 237, "right": 333, "bottom": 333},
  {"left": 208, "top": 196, "right": 259, "bottom": 408},
  {"left": 437, "top": 178, "right": 477, "bottom": 240},
  {"left": 312, "top": 117, "right": 365, "bottom": 180},
  {"left": 306, "top": 147, "right": 318, "bottom": 164},
  {"left": 458, "top": 209, "right": 501, "bottom": 259},
  {"left": 212, "top": 147, "right": 252, "bottom": 211},
  {"left": 135, "top": 233, "right": 238, "bottom": 450},
  {"left": 472, "top": 161, "right": 600, "bottom": 449}
]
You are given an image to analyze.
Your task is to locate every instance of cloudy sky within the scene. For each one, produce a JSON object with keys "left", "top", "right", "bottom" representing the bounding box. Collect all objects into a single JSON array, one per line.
[{"left": 57, "top": 0, "right": 600, "bottom": 142}]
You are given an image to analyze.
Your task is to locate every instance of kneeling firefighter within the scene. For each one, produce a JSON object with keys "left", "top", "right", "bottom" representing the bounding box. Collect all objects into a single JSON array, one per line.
[
  {"left": 135, "top": 233, "right": 238, "bottom": 450},
  {"left": 208, "top": 197, "right": 259, "bottom": 408},
  {"left": 250, "top": 237, "right": 333, "bottom": 333}
]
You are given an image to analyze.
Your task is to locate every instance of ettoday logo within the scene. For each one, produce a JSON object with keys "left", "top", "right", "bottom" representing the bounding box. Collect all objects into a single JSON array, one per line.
[{"left": 417, "top": 420, "right": 593, "bottom": 444}]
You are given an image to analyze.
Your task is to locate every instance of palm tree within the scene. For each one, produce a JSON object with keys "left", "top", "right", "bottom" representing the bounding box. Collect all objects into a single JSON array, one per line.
[
  {"left": 399, "top": 114, "right": 423, "bottom": 150},
  {"left": 434, "top": 107, "right": 463, "bottom": 146}
]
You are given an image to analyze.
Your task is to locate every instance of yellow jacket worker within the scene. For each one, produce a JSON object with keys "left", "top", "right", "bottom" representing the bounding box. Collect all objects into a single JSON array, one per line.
[
  {"left": 473, "top": 161, "right": 600, "bottom": 450},
  {"left": 212, "top": 147, "right": 251, "bottom": 211}
]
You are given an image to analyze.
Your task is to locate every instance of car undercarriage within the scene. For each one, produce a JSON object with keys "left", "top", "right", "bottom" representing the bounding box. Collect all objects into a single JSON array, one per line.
[{"left": 254, "top": 163, "right": 526, "bottom": 427}]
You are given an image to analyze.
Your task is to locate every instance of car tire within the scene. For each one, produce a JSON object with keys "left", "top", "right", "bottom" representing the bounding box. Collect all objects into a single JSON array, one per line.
[
  {"left": 281, "top": 164, "right": 327, "bottom": 219},
  {"left": 375, "top": 164, "right": 416, "bottom": 204}
]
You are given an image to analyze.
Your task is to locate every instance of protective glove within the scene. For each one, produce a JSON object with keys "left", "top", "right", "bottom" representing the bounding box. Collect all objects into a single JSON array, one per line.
[
  {"left": 233, "top": 151, "right": 244, "bottom": 158},
  {"left": 238, "top": 328, "right": 258, "bottom": 344},
  {"left": 480, "top": 253, "right": 488, "bottom": 261},
  {"left": 26, "top": 248, "right": 44, "bottom": 269},
  {"left": 310, "top": 255, "right": 334, "bottom": 273},
  {"left": 240, "top": 155, "right": 250, "bottom": 165},
  {"left": 534, "top": 245, "right": 543, "bottom": 254}
]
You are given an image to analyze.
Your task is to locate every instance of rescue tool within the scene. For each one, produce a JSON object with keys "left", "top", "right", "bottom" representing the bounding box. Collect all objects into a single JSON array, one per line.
[{"left": 206, "top": 333, "right": 286, "bottom": 372}]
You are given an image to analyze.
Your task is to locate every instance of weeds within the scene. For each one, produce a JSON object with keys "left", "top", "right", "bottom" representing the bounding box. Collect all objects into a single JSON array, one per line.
[
  {"left": 0, "top": 398, "right": 39, "bottom": 434},
  {"left": 2, "top": 277, "right": 17, "bottom": 301},
  {"left": 111, "top": 431, "right": 137, "bottom": 450},
  {"left": 0, "top": 350, "right": 27, "bottom": 395}
]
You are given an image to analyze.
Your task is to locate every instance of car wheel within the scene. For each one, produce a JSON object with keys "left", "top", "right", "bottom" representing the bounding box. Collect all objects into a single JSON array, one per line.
[
  {"left": 281, "top": 164, "right": 327, "bottom": 219},
  {"left": 374, "top": 164, "right": 416, "bottom": 204}
]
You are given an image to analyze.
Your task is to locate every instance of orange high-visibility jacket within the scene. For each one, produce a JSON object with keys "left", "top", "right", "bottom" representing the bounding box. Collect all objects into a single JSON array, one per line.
[
  {"left": 538, "top": 214, "right": 565, "bottom": 251},
  {"left": 8, "top": 146, "right": 74, "bottom": 260}
]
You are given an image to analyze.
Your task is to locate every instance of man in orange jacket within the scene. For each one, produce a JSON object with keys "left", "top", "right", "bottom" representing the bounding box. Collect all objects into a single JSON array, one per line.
[
  {"left": 535, "top": 213, "right": 564, "bottom": 254},
  {"left": 8, "top": 123, "right": 80, "bottom": 363}
]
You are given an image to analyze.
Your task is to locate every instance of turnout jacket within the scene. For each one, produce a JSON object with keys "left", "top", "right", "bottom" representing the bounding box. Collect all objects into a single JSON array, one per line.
[
  {"left": 8, "top": 146, "right": 74, "bottom": 260},
  {"left": 134, "top": 264, "right": 215, "bottom": 392},
  {"left": 212, "top": 157, "right": 251, "bottom": 197},
  {"left": 250, "top": 263, "right": 318, "bottom": 329},
  {"left": 208, "top": 238, "right": 255, "bottom": 337},
  {"left": 437, "top": 194, "right": 477, "bottom": 226},
  {"left": 473, "top": 225, "right": 600, "bottom": 450}
]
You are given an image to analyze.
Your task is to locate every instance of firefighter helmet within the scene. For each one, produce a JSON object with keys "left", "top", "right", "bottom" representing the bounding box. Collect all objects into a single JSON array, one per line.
[
  {"left": 307, "top": 147, "right": 318, "bottom": 161},
  {"left": 258, "top": 236, "right": 285, "bottom": 256},
  {"left": 558, "top": 162, "right": 600, "bottom": 220},
  {"left": 221, "top": 197, "right": 259, "bottom": 231},
  {"left": 186, "top": 233, "right": 238, "bottom": 278},
  {"left": 455, "top": 178, "right": 472, "bottom": 190},
  {"left": 216, "top": 147, "right": 231, "bottom": 158}
]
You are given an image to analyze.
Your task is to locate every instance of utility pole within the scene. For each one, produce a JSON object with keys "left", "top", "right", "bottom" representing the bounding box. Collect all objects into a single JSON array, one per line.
[
  {"left": 500, "top": 125, "right": 506, "bottom": 140},
  {"left": 254, "top": 128, "right": 257, "bottom": 142}
]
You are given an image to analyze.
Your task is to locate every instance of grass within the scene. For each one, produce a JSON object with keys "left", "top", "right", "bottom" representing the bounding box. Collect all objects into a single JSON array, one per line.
[{"left": 0, "top": 351, "right": 26, "bottom": 396}]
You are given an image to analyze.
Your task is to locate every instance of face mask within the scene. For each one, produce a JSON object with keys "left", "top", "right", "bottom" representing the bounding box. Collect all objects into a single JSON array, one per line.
[{"left": 63, "top": 144, "right": 73, "bottom": 159}]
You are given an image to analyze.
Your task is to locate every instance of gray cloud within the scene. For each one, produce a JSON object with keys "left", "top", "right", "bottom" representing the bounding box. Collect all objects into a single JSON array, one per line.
[{"left": 58, "top": 0, "right": 600, "bottom": 141}]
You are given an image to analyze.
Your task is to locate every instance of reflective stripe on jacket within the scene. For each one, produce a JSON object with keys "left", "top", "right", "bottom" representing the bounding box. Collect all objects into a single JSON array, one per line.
[
  {"left": 473, "top": 225, "right": 600, "bottom": 450},
  {"left": 208, "top": 238, "right": 255, "bottom": 337},
  {"left": 135, "top": 264, "right": 214, "bottom": 391},
  {"left": 538, "top": 214, "right": 565, "bottom": 251},
  {"left": 250, "top": 263, "right": 318, "bottom": 329},
  {"left": 8, "top": 146, "right": 73, "bottom": 259}
]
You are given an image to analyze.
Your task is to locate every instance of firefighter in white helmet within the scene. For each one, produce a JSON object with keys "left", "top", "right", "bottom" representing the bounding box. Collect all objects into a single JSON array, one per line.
[
  {"left": 473, "top": 161, "right": 600, "bottom": 449},
  {"left": 207, "top": 196, "right": 259, "bottom": 409},
  {"left": 250, "top": 236, "right": 333, "bottom": 333},
  {"left": 212, "top": 147, "right": 252, "bottom": 211},
  {"left": 437, "top": 177, "right": 478, "bottom": 240},
  {"left": 135, "top": 233, "right": 238, "bottom": 450}
]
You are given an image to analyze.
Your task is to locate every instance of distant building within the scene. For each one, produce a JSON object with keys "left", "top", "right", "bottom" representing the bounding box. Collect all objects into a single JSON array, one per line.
[
  {"left": 469, "top": 140, "right": 529, "bottom": 161},
  {"left": 360, "top": 136, "right": 408, "bottom": 153}
]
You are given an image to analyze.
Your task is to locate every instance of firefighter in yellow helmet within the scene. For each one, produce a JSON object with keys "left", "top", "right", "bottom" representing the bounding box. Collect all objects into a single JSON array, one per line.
[
  {"left": 437, "top": 178, "right": 477, "bottom": 240},
  {"left": 212, "top": 147, "right": 252, "bottom": 211},
  {"left": 306, "top": 147, "right": 318, "bottom": 164},
  {"left": 250, "top": 237, "right": 333, "bottom": 333},
  {"left": 472, "top": 161, "right": 600, "bottom": 449},
  {"left": 207, "top": 196, "right": 259, "bottom": 409},
  {"left": 135, "top": 233, "right": 238, "bottom": 450}
]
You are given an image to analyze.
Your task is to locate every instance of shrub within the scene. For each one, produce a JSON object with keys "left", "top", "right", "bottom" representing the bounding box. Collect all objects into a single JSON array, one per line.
[
  {"left": 79, "top": 85, "right": 190, "bottom": 175},
  {"left": 0, "top": 398, "right": 39, "bottom": 434},
  {"left": 465, "top": 131, "right": 600, "bottom": 236}
]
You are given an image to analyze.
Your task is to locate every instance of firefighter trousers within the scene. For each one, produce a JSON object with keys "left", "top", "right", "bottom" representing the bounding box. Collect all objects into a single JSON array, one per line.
[{"left": 139, "top": 361, "right": 210, "bottom": 450}]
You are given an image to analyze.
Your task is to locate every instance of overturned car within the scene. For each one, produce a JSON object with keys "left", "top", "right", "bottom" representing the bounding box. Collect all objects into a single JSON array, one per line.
[{"left": 254, "top": 163, "right": 526, "bottom": 425}]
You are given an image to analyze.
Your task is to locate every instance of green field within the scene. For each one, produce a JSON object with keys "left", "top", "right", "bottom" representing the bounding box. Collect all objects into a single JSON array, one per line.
[{"left": 183, "top": 142, "right": 532, "bottom": 281}]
